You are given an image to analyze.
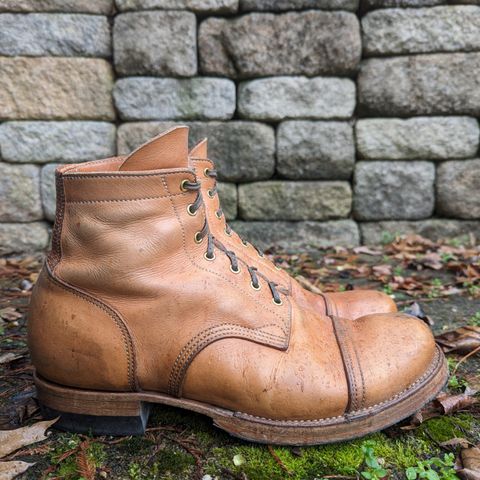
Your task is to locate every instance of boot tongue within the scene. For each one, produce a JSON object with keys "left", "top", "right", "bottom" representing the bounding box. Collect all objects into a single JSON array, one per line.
[
  {"left": 119, "top": 126, "right": 189, "bottom": 171},
  {"left": 189, "top": 138, "right": 208, "bottom": 158}
]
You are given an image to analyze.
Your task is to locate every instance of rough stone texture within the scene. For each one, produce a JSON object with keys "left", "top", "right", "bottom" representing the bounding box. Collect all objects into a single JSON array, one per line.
[
  {"left": 361, "top": 220, "right": 480, "bottom": 245},
  {"left": 0, "top": 222, "right": 50, "bottom": 255},
  {"left": 238, "top": 181, "right": 352, "bottom": 221},
  {"left": 217, "top": 183, "right": 237, "bottom": 220},
  {"left": 356, "top": 117, "right": 479, "bottom": 160},
  {"left": 0, "top": 0, "right": 113, "bottom": 13},
  {"left": 363, "top": 0, "right": 443, "bottom": 8},
  {"left": 277, "top": 121, "right": 355, "bottom": 180},
  {"left": 115, "top": 0, "right": 238, "bottom": 13},
  {"left": 354, "top": 161, "right": 435, "bottom": 221},
  {"left": 0, "top": 163, "right": 42, "bottom": 221},
  {"left": 240, "top": 0, "right": 359, "bottom": 11},
  {"left": 114, "top": 78, "right": 235, "bottom": 121},
  {"left": 117, "top": 121, "right": 274, "bottom": 182},
  {"left": 0, "top": 57, "right": 115, "bottom": 121},
  {"left": 0, "top": 122, "right": 116, "bottom": 163},
  {"left": 0, "top": 14, "right": 111, "bottom": 57},
  {"left": 230, "top": 220, "right": 360, "bottom": 251},
  {"left": 437, "top": 159, "right": 480, "bottom": 219},
  {"left": 363, "top": 7, "right": 480, "bottom": 56},
  {"left": 199, "top": 12, "right": 360, "bottom": 78},
  {"left": 40, "top": 163, "right": 58, "bottom": 222},
  {"left": 359, "top": 54, "right": 480, "bottom": 117},
  {"left": 114, "top": 12, "right": 196, "bottom": 77},
  {"left": 238, "top": 77, "right": 355, "bottom": 121}
]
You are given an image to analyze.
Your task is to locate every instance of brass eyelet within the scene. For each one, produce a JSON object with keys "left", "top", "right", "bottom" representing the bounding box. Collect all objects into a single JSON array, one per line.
[
  {"left": 194, "top": 232, "right": 203, "bottom": 244},
  {"left": 203, "top": 168, "right": 210, "bottom": 177},
  {"left": 251, "top": 282, "right": 261, "bottom": 291},
  {"left": 207, "top": 189, "right": 215, "bottom": 199},
  {"left": 241, "top": 240, "right": 249, "bottom": 247},
  {"left": 230, "top": 265, "right": 241, "bottom": 274},
  {"left": 204, "top": 252, "right": 216, "bottom": 261},
  {"left": 187, "top": 204, "right": 197, "bottom": 216},
  {"left": 215, "top": 211, "right": 222, "bottom": 219},
  {"left": 273, "top": 298, "right": 283, "bottom": 306},
  {"left": 224, "top": 228, "right": 232, "bottom": 237},
  {"left": 180, "top": 179, "right": 189, "bottom": 192}
]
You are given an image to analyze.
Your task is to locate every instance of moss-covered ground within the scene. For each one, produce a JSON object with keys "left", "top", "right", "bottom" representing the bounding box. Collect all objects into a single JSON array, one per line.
[{"left": 1, "top": 236, "right": 479, "bottom": 479}]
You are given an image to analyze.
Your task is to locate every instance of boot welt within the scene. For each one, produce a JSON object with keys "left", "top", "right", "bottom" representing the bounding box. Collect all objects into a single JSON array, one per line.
[{"left": 34, "top": 346, "right": 447, "bottom": 445}]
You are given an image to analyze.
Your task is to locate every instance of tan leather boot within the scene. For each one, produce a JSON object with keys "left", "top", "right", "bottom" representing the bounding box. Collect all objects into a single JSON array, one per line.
[
  {"left": 188, "top": 138, "right": 397, "bottom": 321},
  {"left": 28, "top": 126, "right": 447, "bottom": 444}
]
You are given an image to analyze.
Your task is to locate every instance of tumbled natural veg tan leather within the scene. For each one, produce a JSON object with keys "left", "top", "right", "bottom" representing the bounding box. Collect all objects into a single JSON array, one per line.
[
  {"left": 28, "top": 126, "right": 439, "bottom": 423},
  {"left": 188, "top": 139, "right": 397, "bottom": 321}
]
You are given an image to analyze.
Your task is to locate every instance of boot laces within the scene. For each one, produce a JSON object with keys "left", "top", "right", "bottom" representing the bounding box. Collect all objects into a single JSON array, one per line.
[
  {"left": 204, "top": 168, "right": 265, "bottom": 258},
  {"left": 183, "top": 179, "right": 283, "bottom": 305}
]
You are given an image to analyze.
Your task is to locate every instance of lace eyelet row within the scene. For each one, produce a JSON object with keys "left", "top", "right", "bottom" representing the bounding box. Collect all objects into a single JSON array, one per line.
[{"left": 183, "top": 176, "right": 283, "bottom": 306}]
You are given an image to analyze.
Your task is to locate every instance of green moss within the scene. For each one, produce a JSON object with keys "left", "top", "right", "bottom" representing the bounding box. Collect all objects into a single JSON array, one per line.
[
  {"left": 418, "top": 414, "right": 475, "bottom": 443},
  {"left": 126, "top": 449, "right": 195, "bottom": 479},
  {"left": 205, "top": 433, "right": 432, "bottom": 480}
]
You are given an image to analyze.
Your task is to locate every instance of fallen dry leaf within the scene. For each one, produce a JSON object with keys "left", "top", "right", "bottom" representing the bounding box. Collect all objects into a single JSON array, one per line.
[
  {"left": 0, "top": 307, "right": 22, "bottom": 322},
  {"left": 440, "top": 438, "right": 471, "bottom": 449},
  {"left": 435, "top": 390, "right": 478, "bottom": 415},
  {"left": 353, "top": 246, "right": 383, "bottom": 256},
  {"left": 0, "top": 353, "right": 23, "bottom": 365},
  {"left": 435, "top": 326, "right": 480, "bottom": 354},
  {"left": 0, "top": 418, "right": 57, "bottom": 458},
  {"left": 0, "top": 460, "right": 35, "bottom": 480},
  {"left": 458, "top": 445, "right": 480, "bottom": 480}
]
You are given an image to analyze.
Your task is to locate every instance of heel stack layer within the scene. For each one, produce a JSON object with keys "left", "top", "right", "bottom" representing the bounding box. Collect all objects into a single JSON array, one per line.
[{"left": 35, "top": 373, "right": 150, "bottom": 436}]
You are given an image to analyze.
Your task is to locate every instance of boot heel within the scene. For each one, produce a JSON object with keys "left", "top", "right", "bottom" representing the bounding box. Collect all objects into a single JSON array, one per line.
[{"left": 34, "top": 374, "right": 150, "bottom": 436}]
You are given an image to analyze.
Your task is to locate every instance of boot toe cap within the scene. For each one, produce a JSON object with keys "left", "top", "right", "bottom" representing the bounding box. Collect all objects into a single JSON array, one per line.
[{"left": 347, "top": 312, "right": 438, "bottom": 410}]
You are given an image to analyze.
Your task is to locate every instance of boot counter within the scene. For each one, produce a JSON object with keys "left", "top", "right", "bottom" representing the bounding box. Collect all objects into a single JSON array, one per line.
[{"left": 28, "top": 268, "right": 134, "bottom": 392}]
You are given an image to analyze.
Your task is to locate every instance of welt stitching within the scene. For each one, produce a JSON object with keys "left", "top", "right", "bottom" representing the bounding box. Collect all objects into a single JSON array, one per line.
[
  {"left": 237, "top": 347, "right": 442, "bottom": 424},
  {"left": 45, "top": 271, "right": 137, "bottom": 391},
  {"left": 161, "top": 175, "right": 289, "bottom": 330}
]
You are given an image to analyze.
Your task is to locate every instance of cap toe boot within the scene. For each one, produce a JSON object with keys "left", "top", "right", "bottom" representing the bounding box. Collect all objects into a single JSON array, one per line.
[{"left": 28, "top": 127, "right": 447, "bottom": 444}]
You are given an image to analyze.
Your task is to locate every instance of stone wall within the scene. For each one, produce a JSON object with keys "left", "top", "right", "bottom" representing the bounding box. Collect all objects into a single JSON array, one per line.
[{"left": 1, "top": 0, "right": 479, "bottom": 254}]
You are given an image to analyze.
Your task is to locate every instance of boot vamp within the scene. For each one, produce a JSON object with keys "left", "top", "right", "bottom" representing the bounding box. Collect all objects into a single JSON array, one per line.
[
  {"left": 181, "top": 310, "right": 437, "bottom": 421},
  {"left": 182, "top": 307, "right": 349, "bottom": 421}
]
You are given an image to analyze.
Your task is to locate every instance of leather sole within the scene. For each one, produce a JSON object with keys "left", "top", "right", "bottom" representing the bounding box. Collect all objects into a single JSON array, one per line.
[{"left": 34, "top": 346, "right": 448, "bottom": 445}]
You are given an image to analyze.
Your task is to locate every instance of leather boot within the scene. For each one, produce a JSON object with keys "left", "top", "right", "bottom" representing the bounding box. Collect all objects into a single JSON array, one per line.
[
  {"left": 188, "top": 138, "right": 397, "bottom": 321},
  {"left": 28, "top": 126, "right": 447, "bottom": 445}
]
